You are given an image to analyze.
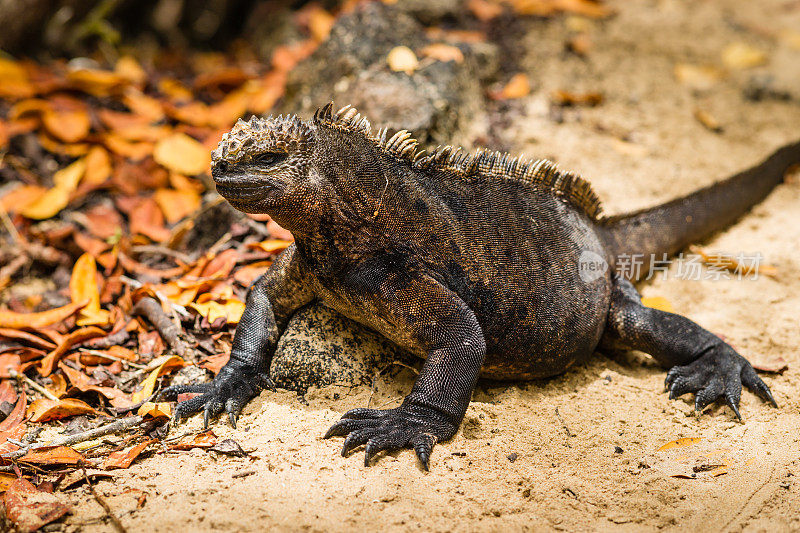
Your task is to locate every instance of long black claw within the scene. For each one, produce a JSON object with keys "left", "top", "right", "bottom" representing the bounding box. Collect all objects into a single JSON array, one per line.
[
  {"left": 203, "top": 404, "right": 212, "bottom": 430},
  {"left": 228, "top": 411, "right": 237, "bottom": 428},
  {"left": 417, "top": 450, "right": 430, "bottom": 471},
  {"left": 725, "top": 395, "right": 742, "bottom": 421}
]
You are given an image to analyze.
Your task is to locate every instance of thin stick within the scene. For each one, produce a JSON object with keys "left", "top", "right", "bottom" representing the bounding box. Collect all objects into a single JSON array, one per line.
[
  {"left": 0, "top": 201, "right": 20, "bottom": 243},
  {"left": 78, "top": 349, "right": 148, "bottom": 370},
  {"left": 2, "top": 415, "right": 145, "bottom": 460},
  {"left": 82, "top": 466, "right": 127, "bottom": 533},
  {"left": 8, "top": 367, "right": 59, "bottom": 401}
]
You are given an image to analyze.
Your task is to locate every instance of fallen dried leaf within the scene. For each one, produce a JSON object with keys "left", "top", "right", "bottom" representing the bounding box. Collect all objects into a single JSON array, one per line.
[
  {"left": 39, "top": 326, "right": 107, "bottom": 376},
  {"left": 20, "top": 446, "right": 84, "bottom": 465},
  {"left": 3, "top": 478, "right": 71, "bottom": 533},
  {"left": 27, "top": 398, "right": 98, "bottom": 422},
  {"left": 0, "top": 300, "right": 88, "bottom": 329},
  {"left": 490, "top": 73, "right": 531, "bottom": 100},
  {"left": 70, "top": 253, "right": 111, "bottom": 327},
  {"left": 137, "top": 402, "right": 172, "bottom": 419},
  {"left": 20, "top": 158, "right": 87, "bottom": 219},
  {"left": 552, "top": 90, "right": 603, "bottom": 106},
  {"left": 132, "top": 356, "right": 187, "bottom": 403},
  {"left": 83, "top": 146, "right": 113, "bottom": 185},
  {"left": 153, "top": 133, "right": 210, "bottom": 175},
  {"left": 170, "top": 430, "right": 218, "bottom": 450},
  {"left": 154, "top": 187, "right": 202, "bottom": 224},
  {"left": 102, "top": 439, "right": 154, "bottom": 469},
  {"left": 751, "top": 356, "right": 788, "bottom": 374},
  {"left": 658, "top": 438, "right": 702, "bottom": 452},
  {"left": 420, "top": 43, "right": 464, "bottom": 64}
]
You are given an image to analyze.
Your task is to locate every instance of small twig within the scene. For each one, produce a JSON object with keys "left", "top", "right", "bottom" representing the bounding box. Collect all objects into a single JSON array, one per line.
[
  {"left": 130, "top": 245, "right": 193, "bottom": 264},
  {"left": 0, "top": 201, "right": 21, "bottom": 243},
  {"left": 82, "top": 465, "right": 127, "bottom": 533},
  {"left": 207, "top": 231, "right": 233, "bottom": 256},
  {"left": 78, "top": 349, "right": 148, "bottom": 370},
  {"left": 131, "top": 297, "right": 187, "bottom": 357},
  {"left": 8, "top": 367, "right": 59, "bottom": 401},
  {"left": 0, "top": 255, "right": 27, "bottom": 282},
  {"left": 2, "top": 415, "right": 145, "bottom": 460},
  {"left": 390, "top": 360, "right": 420, "bottom": 375}
]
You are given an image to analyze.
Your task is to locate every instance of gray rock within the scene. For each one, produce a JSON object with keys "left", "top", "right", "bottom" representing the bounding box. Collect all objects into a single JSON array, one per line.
[
  {"left": 271, "top": 302, "right": 410, "bottom": 393},
  {"left": 280, "top": 1, "right": 498, "bottom": 145}
]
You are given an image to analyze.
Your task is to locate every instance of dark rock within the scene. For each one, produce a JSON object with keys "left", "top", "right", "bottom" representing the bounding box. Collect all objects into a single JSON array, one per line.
[
  {"left": 271, "top": 302, "right": 409, "bottom": 393},
  {"left": 280, "top": 1, "right": 498, "bottom": 144}
]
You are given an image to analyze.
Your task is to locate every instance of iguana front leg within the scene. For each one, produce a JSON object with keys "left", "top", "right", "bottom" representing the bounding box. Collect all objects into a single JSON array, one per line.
[
  {"left": 601, "top": 275, "right": 777, "bottom": 418},
  {"left": 161, "top": 244, "right": 314, "bottom": 427},
  {"left": 323, "top": 269, "right": 486, "bottom": 470}
]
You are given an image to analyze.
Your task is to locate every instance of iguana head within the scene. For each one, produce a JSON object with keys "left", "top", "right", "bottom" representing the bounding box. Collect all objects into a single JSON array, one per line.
[{"left": 210, "top": 114, "right": 316, "bottom": 219}]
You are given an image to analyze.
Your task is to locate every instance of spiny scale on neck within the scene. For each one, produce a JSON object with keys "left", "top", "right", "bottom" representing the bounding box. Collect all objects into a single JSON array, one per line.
[{"left": 313, "top": 102, "right": 604, "bottom": 220}]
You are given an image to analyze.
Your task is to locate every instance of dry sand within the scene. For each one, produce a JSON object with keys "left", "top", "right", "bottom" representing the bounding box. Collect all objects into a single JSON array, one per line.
[{"left": 66, "top": 0, "right": 800, "bottom": 530}]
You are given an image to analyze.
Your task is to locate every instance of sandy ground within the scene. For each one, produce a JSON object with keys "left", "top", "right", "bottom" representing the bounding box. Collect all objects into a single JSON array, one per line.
[{"left": 65, "top": 1, "right": 800, "bottom": 531}]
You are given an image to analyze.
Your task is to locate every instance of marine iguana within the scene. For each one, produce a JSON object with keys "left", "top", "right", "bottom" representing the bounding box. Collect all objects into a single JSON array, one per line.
[{"left": 162, "top": 103, "right": 795, "bottom": 470}]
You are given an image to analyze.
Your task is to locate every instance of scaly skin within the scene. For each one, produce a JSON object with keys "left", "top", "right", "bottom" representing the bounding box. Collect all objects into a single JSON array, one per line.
[{"left": 161, "top": 104, "right": 793, "bottom": 470}]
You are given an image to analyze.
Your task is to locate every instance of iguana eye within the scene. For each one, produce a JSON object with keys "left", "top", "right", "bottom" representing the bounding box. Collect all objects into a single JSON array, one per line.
[{"left": 254, "top": 152, "right": 287, "bottom": 166}]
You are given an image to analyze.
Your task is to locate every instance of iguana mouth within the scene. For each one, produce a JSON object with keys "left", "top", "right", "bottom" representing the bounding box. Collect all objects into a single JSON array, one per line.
[{"left": 215, "top": 182, "right": 273, "bottom": 203}]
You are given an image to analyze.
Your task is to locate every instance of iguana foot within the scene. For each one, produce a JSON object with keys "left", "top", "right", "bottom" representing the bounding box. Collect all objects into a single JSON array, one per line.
[
  {"left": 159, "top": 364, "right": 273, "bottom": 429},
  {"left": 323, "top": 405, "right": 457, "bottom": 470},
  {"left": 664, "top": 345, "right": 777, "bottom": 419}
]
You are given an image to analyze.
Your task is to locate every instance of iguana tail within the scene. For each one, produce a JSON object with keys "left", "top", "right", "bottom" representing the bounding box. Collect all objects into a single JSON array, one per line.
[{"left": 601, "top": 140, "right": 800, "bottom": 281}]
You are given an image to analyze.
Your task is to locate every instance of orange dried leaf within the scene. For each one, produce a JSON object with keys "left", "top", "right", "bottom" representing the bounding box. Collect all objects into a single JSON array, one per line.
[
  {"left": 0, "top": 58, "right": 35, "bottom": 99},
  {"left": 0, "top": 300, "right": 88, "bottom": 329},
  {"left": 102, "top": 439, "right": 154, "bottom": 470},
  {"left": 3, "top": 478, "right": 71, "bottom": 532},
  {"left": 129, "top": 196, "right": 171, "bottom": 242},
  {"left": 20, "top": 446, "right": 84, "bottom": 465},
  {"left": 552, "top": 90, "right": 603, "bottom": 106},
  {"left": 39, "top": 326, "right": 106, "bottom": 376},
  {"left": 153, "top": 133, "right": 210, "bottom": 175},
  {"left": 420, "top": 43, "right": 465, "bottom": 63},
  {"left": 102, "top": 133, "right": 154, "bottom": 160},
  {"left": 199, "top": 353, "right": 229, "bottom": 375},
  {"left": 248, "top": 239, "right": 293, "bottom": 254},
  {"left": 42, "top": 108, "right": 90, "bottom": 143},
  {"left": 657, "top": 437, "right": 702, "bottom": 452},
  {"left": 131, "top": 356, "right": 187, "bottom": 403},
  {"left": 491, "top": 73, "right": 531, "bottom": 100},
  {"left": 27, "top": 398, "right": 97, "bottom": 422},
  {"left": 170, "top": 430, "right": 218, "bottom": 450},
  {"left": 190, "top": 299, "right": 246, "bottom": 325},
  {"left": 70, "top": 253, "right": 111, "bottom": 327},
  {"left": 67, "top": 68, "right": 126, "bottom": 97},
  {"left": 59, "top": 364, "right": 133, "bottom": 409},
  {"left": 751, "top": 356, "right": 788, "bottom": 374},
  {"left": 45, "top": 374, "right": 68, "bottom": 399},
  {"left": 83, "top": 146, "right": 112, "bottom": 185},
  {"left": 468, "top": 0, "right": 504, "bottom": 21},
  {"left": 153, "top": 188, "right": 202, "bottom": 224},
  {"left": 0, "top": 472, "right": 17, "bottom": 492},
  {"left": 20, "top": 158, "right": 86, "bottom": 219},
  {"left": 0, "top": 185, "right": 47, "bottom": 214},
  {"left": 115, "top": 56, "right": 147, "bottom": 86},
  {"left": 0, "top": 388, "right": 26, "bottom": 432},
  {"left": 137, "top": 402, "right": 172, "bottom": 419}
]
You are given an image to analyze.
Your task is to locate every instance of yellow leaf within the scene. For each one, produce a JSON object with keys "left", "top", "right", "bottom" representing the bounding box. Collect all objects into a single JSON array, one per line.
[
  {"left": 132, "top": 356, "right": 187, "bottom": 404},
  {"left": 153, "top": 133, "right": 210, "bottom": 175},
  {"left": 641, "top": 296, "right": 675, "bottom": 314},
  {"left": 673, "top": 63, "right": 725, "bottom": 91},
  {"left": 83, "top": 146, "right": 112, "bottom": 184},
  {"left": 137, "top": 401, "right": 172, "bottom": 419},
  {"left": 190, "top": 299, "right": 246, "bottom": 324},
  {"left": 20, "top": 158, "right": 86, "bottom": 219},
  {"left": 70, "top": 253, "right": 111, "bottom": 327},
  {"left": 658, "top": 437, "right": 702, "bottom": 452},
  {"left": 27, "top": 398, "right": 98, "bottom": 422}
]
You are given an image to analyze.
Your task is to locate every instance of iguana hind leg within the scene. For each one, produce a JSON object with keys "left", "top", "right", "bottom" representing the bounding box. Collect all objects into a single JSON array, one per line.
[{"left": 601, "top": 275, "right": 777, "bottom": 418}]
